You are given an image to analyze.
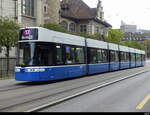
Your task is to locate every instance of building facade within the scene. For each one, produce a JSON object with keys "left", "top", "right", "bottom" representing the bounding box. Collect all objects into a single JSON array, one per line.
[
  {"left": 0, "top": 0, "right": 17, "bottom": 20},
  {"left": 43, "top": 0, "right": 60, "bottom": 24},
  {"left": 0, "top": 0, "right": 60, "bottom": 58},
  {"left": 120, "top": 21, "right": 137, "bottom": 33},
  {"left": 60, "top": 0, "right": 111, "bottom": 37},
  {"left": 0, "top": 0, "right": 60, "bottom": 27},
  {"left": 122, "top": 32, "right": 145, "bottom": 44}
]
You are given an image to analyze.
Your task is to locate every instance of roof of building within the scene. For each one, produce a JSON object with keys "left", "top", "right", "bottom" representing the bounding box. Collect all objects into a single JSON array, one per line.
[
  {"left": 60, "top": 0, "right": 112, "bottom": 27},
  {"left": 123, "top": 32, "right": 145, "bottom": 41}
]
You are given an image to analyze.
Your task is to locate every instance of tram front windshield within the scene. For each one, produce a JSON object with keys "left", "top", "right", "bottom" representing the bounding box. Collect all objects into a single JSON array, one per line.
[{"left": 17, "top": 42, "right": 53, "bottom": 67}]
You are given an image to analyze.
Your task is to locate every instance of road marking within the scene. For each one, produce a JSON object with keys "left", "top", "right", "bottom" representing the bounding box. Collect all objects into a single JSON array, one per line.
[{"left": 136, "top": 95, "right": 150, "bottom": 110}]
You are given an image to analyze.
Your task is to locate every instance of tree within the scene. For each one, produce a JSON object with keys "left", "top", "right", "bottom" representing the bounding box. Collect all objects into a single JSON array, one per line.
[
  {"left": 0, "top": 46, "right": 2, "bottom": 53},
  {"left": 42, "top": 22, "right": 70, "bottom": 34},
  {"left": 106, "top": 29, "right": 124, "bottom": 44},
  {"left": 0, "top": 18, "right": 20, "bottom": 75},
  {"left": 145, "top": 40, "right": 150, "bottom": 58}
]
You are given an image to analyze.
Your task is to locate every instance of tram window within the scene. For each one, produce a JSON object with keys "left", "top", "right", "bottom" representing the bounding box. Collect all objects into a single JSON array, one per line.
[
  {"left": 136, "top": 54, "right": 141, "bottom": 62},
  {"left": 101, "top": 50, "right": 108, "bottom": 63},
  {"left": 110, "top": 51, "right": 119, "bottom": 62},
  {"left": 97, "top": 50, "right": 103, "bottom": 63},
  {"left": 17, "top": 42, "right": 54, "bottom": 66},
  {"left": 56, "top": 45, "right": 63, "bottom": 65},
  {"left": 126, "top": 52, "right": 129, "bottom": 62},
  {"left": 130, "top": 53, "right": 136, "bottom": 62},
  {"left": 89, "top": 48, "right": 97, "bottom": 64},
  {"left": 120, "top": 52, "right": 129, "bottom": 62},
  {"left": 65, "top": 46, "right": 75, "bottom": 64},
  {"left": 120, "top": 52, "right": 124, "bottom": 62},
  {"left": 18, "top": 49, "right": 24, "bottom": 65},
  {"left": 142, "top": 54, "right": 146, "bottom": 61},
  {"left": 75, "top": 47, "right": 85, "bottom": 64},
  {"left": 21, "top": 45, "right": 31, "bottom": 65},
  {"left": 110, "top": 51, "right": 114, "bottom": 62},
  {"left": 89, "top": 49, "right": 108, "bottom": 64},
  {"left": 38, "top": 46, "right": 53, "bottom": 66}
]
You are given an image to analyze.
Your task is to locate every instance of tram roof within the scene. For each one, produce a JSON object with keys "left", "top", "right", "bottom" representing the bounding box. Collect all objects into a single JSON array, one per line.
[
  {"left": 108, "top": 43, "right": 119, "bottom": 51},
  {"left": 39, "top": 27, "right": 86, "bottom": 46},
  {"left": 141, "top": 50, "right": 146, "bottom": 54},
  {"left": 119, "top": 45, "right": 130, "bottom": 52},
  {"left": 135, "top": 49, "right": 142, "bottom": 54},
  {"left": 86, "top": 38, "right": 108, "bottom": 49},
  {"left": 21, "top": 27, "right": 86, "bottom": 46},
  {"left": 129, "top": 48, "right": 136, "bottom": 53}
]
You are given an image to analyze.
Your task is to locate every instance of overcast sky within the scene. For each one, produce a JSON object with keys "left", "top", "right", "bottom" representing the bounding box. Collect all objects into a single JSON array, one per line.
[{"left": 83, "top": 0, "right": 150, "bottom": 30}]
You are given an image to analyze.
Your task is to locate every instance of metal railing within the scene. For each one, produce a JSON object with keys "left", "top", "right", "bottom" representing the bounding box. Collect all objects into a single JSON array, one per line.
[{"left": 0, "top": 58, "right": 16, "bottom": 80}]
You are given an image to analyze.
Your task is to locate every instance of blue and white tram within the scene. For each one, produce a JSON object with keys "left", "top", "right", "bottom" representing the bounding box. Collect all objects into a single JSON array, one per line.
[
  {"left": 86, "top": 39, "right": 109, "bottom": 74},
  {"left": 16, "top": 27, "right": 87, "bottom": 81},
  {"left": 141, "top": 50, "right": 146, "bottom": 66},
  {"left": 108, "top": 43, "right": 120, "bottom": 71},
  {"left": 119, "top": 45, "right": 130, "bottom": 69},
  {"left": 135, "top": 49, "right": 142, "bottom": 67},
  {"left": 15, "top": 27, "right": 146, "bottom": 82},
  {"left": 129, "top": 48, "right": 136, "bottom": 68}
]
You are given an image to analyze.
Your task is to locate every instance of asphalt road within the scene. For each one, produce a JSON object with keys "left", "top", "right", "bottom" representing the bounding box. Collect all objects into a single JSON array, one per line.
[
  {"left": 0, "top": 64, "right": 150, "bottom": 112},
  {"left": 41, "top": 70, "right": 150, "bottom": 112}
]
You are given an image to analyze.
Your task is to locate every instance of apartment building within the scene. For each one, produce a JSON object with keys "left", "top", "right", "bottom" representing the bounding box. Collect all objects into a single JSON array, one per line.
[{"left": 60, "top": 0, "right": 112, "bottom": 37}]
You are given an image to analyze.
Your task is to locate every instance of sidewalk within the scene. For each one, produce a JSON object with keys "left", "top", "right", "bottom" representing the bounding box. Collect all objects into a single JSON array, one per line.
[
  {"left": 146, "top": 59, "right": 150, "bottom": 65},
  {"left": 0, "top": 79, "right": 18, "bottom": 87}
]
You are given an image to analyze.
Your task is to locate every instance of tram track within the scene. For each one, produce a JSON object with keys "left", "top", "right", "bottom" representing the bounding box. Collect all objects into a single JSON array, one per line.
[
  {"left": 0, "top": 66, "right": 149, "bottom": 112},
  {"left": 0, "top": 72, "right": 127, "bottom": 112},
  {"left": 26, "top": 68, "right": 150, "bottom": 112},
  {"left": 0, "top": 85, "right": 31, "bottom": 93}
]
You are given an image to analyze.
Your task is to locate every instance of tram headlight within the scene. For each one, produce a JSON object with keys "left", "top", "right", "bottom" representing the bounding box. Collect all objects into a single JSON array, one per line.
[{"left": 15, "top": 68, "right": 21, "bottom": 72}]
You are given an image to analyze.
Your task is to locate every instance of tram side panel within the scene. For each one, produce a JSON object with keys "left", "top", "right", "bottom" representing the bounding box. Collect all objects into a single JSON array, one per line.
[
  {"left": 141, "top": 55, "right": 146, "bottom": 66},
  {"left": 87, "top": 48, "right": 109, "bottom": 75},
  {"left": 130, "top": 53, "right": 136, "bottom": 68},
  {"left": 86, "top": 39, "right": 109, "bottom": 75},
  {"left": 135, "top": 53, "right": 142, "bottom": 67},
  {"left": 109, "top": 50, "right": 120, "bottom": 71},
  {"left": 119, "top": 46, "right": 130, "bottom": 70},
  {"left": 108, "top": 43, "right": 120, "bottom": 71},
  {"left": 129, "top": 48, "right": 136, "bottom": 68},
  {"left": 15, "top": 67, "right": 41, "bottom": 81},
  {"left": 38, "top": 44, "right": 87, "bottom": 81},
  {"left": 39, "top": 65, "right": 87, "bottom": 81},
  {"left": 141, "top": 51, "right": 146, "bottom": 66},
  {"left": 119, "top": 52, "right": 130, "bottom": 69}
]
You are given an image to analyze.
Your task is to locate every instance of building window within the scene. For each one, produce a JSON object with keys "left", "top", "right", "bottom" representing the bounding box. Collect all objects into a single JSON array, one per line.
[
  {"left": 44, "top": 5, "right": 48, "bottom": 15},
  {"left": 69, "top": 23, "right": 76, "bottom": 32},
  {"left": 60, "top": 21, "right": 68, "bottom": 30},
  {"left": 96, "top": 26, "right": 99, "bottom": 33},
  {"left": 80, "top": 24, "right": 87, "bottom": 33},
  {"left": 22, "top": 0, "right": 34, "bottom": 17}
]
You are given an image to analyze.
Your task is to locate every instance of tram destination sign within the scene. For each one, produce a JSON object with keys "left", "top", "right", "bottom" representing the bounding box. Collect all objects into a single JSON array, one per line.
[{"left": 20, "top": 28, "right": 38, "bottom": 40}]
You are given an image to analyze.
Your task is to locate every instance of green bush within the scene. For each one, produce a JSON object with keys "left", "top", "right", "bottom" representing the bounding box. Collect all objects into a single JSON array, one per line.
[{"left": 42, "top": 23, "right": 70, "bottom": 33}]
